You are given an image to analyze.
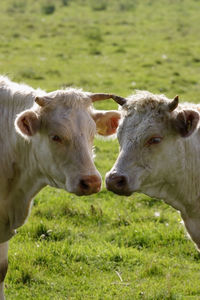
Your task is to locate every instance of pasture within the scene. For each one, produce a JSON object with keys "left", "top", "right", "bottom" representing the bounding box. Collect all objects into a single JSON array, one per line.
[{"left": 1, "top": 0, "right": 200, "bottom": 299}]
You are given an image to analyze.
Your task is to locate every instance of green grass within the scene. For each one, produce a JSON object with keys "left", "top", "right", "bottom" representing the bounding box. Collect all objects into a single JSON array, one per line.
[{"left": 1, "top": 0, "right": 200, "bottom": 299}]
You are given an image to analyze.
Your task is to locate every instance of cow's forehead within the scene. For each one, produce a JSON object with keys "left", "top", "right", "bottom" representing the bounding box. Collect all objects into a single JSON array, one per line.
[
  {"left": 118, "top": 106, "right": 170, "bottom": 143},
  {"left": 121, "top": 90, "right": 172, "bottom": 117},
  {"left": 118, "top": 91, "right": 174, "bottom": 136},
  {"left": 40, "top": 90, "right": 93, "bottom": 126},
  {"left": 44, "top": 103, "right": 90, "bottom": 117},
  {"left": 42, "top": 88, "right": 92, "bottom": 111},
  {"left": 42, "top": 105, "right": 96, "bottom": 138},
  {"left": 119, "top": 110, "right": 159, "bottom": 130}
]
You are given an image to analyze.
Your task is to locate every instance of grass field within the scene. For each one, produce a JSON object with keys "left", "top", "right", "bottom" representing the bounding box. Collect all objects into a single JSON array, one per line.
[{"left": 1, "top": 0, "right": 200, "bottom": 299}]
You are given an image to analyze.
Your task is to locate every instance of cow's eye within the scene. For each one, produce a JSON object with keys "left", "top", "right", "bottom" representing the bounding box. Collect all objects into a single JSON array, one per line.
[
  {"left": 51, "top": 135, "right": 62, "bottom": 143},
  {"left": 146, "top": 136, "right": 162, "bottom": 146}
]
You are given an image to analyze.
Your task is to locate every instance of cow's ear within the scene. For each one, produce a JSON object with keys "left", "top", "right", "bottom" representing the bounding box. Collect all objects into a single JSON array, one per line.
[
  {"left": 92, "top": 110, "right": 121, "bottom": 136},
  {"left": 15, "top": 110, "right": 40, "bottom": 137},
  {"left": 173, "top": 110, "right": 199, "bottom": 138}
]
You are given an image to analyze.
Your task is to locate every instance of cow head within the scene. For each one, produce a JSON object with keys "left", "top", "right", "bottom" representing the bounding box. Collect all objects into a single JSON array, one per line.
[
  {"left": 106, "top": 91, "right": 200, "bottom": 204},
  {"left": 15, "top": 89, "right": 121, "bottom": 196}
]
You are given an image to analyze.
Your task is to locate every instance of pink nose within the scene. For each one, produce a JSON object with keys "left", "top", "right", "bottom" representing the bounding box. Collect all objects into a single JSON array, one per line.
[{"left": 79, "top": 175, "right": 101, "bottom": 195}]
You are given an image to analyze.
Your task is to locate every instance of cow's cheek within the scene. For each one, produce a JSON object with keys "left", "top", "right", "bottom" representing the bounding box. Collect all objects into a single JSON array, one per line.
[{"left": 36, "top": 138, "right": 69, "bottom": 185}]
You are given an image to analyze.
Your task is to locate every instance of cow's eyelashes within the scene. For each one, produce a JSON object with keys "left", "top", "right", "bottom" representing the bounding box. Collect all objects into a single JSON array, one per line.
[
  {"left": 51, "top": 135, "right": 62, "bottom": 143},
  {"left": 146, "top": 136, "right": 162, "bottom": 146}
]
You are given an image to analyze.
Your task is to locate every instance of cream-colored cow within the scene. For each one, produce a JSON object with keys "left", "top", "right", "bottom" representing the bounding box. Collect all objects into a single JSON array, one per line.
[
  {"left": 106, "top": 91, "right": 200, "bottom": 251},
  {"left": 0, "top": 76, "right": 121, "bottom": 299}
]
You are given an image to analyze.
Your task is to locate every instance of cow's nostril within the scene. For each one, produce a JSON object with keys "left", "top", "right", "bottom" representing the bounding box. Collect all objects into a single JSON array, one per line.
[
  {"left": 80, "top": 179, "right": 89, "bottom": 190},
  {"left": 116, "top": 176, "right": 126, "bottom": 188},
  {"left": 78, "top": 175, "right": 101, "bottom": 195},
  {"left": 106, "top": 173, "right": 130, "bottom": 195}
]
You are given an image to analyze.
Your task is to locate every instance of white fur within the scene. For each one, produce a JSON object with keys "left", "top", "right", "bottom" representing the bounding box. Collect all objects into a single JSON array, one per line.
[
  {"left": 0, "top": 76, "right": 118, "bottom": 299},
  {"left": 107, "top": 91, "right": 200, "bottom": 251}
]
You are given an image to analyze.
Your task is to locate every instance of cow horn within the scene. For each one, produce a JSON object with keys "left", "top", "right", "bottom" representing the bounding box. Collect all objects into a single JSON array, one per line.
[
  {"left": 90, "top": 93, "right": 127, "bottom": 106},
  {"left": 90, "top": 93, "right": 114, "bottom": 102},
  {"left": 168, "top": 95, "right": 179, "bottom": 112},
  {"left": 35, "top": 96, "right": 46, "bottom": 107},
  {"left": 111, "top": 95, "right": 127, "bottom": 106}
]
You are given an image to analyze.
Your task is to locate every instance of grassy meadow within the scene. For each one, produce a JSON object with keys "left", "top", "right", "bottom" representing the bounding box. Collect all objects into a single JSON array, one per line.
[{"left": 1, "top": 0, "right": 200, "bottom": 299}]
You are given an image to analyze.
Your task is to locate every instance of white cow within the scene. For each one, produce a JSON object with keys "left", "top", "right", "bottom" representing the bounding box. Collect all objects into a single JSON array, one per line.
[
  {"left": 106, "top": 91, "right": 200, "bottom": 251},
  {"left": 0, "top": 76, "right": 121, "bottom": 299}
]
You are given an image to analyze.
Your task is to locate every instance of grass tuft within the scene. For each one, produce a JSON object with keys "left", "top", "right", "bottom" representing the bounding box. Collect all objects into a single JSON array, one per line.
[
  {"left": 90, "top": 0, "right": 108, "bottom": 11},
  {"left": 41, "top": 3, "right": 56, "bottom": 15}
]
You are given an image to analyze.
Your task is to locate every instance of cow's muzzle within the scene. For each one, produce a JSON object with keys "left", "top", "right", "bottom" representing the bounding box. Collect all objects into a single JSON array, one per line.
[
  {"left": 105, "top": 172, "right": 132, "bottom": 196},
  {"left": 77, "top": 175, "right": 101, "bottom": 195}
]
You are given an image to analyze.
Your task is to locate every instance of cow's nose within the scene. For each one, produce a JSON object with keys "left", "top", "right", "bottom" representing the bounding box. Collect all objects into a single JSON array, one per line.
[
  {"left": 106, "top": 172, "right": 131, "bottom": 196},
  {"left": 79, "top": 175, "right": 101, "bottom": 195}
]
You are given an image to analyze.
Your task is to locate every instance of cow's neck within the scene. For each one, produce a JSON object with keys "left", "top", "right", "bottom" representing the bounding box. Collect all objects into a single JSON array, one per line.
[
  {"left": 161, "top": 133, "right": 200, "bottom": 214},
  {"left": 0, "top": 150, "right": 46, "bottom": 243},
  {"left": 0, "top": 88, "right": 46, "bottom": 241},
  {"left": 0, "top": 87, "right": 36, "bottom": 181},
  {"left": 6, "top": 139, "right": 47, "bottom": 230},
  {"left": 0, "top": 131, "right": 50, "bottom": 243}
]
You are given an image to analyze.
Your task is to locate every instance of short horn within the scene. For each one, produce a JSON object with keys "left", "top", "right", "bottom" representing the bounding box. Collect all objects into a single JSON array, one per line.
[
  {"left": 90, "top": 93, "right": 113, "bottom": 102},
  {"left": 168, "top": 95, "right": 179, "bottom": 112},
  {"left": 35, "top": 96, "right": 46, "bottom": 107}
]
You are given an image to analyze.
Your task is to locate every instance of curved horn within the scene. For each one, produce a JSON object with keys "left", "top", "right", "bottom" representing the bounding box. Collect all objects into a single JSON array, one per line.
[
  {"left": 111, "top": 95, "right": 127, "bottom": 106},
  {"left": 90, "top": 93, "right": 127, "bottom": 106},
  {"left": 168, "top": 95, "right": 179, "bottom": 112},
  {"left": 90, "top": 93, "right": 113, "bottom": 102}
]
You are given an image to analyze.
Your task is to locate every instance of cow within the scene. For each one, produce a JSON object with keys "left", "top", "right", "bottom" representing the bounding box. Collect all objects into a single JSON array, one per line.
[
  {"left": 106, "top": 90, "right": 200, "bottom": 251},
  {"left": 0, "top": 76, "right": 122, "bottom": 300}
]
